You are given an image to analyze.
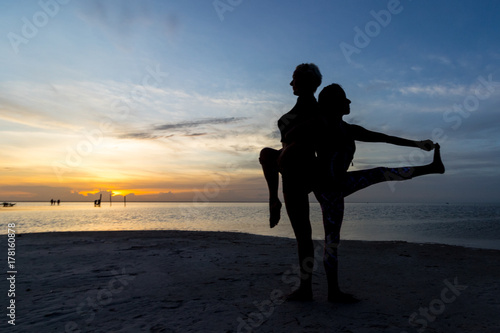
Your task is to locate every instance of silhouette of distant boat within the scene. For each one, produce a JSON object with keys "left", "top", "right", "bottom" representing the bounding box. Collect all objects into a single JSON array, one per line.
[{"left": 2, "top": 202, "right": 16, "bottom": 207}]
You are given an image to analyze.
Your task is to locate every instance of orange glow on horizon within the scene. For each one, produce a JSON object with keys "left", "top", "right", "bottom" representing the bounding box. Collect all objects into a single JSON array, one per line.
[
  {"left": 0, "top": 190, "right": 37, "bottom": 198},
  {"left": 77, "top": 189, "right": 196, "bottom": 197},
  {"left": 78, "top": 189, "right": 101, "bottom": 197}
]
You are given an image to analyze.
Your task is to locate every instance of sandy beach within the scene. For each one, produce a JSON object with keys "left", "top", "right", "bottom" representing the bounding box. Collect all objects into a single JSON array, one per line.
[{"left": 1, "top": 230, "right": 499, "bottom": 332}]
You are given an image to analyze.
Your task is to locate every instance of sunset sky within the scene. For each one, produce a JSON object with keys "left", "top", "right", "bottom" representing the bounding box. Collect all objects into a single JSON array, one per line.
[{"left": 1, "top": 0, "right": 499, "bottom": 203}]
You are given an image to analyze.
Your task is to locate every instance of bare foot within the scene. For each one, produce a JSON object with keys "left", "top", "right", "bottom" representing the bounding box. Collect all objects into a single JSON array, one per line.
[
  {"left": 432, "top": 143, "right": 445, "bottom": 174},
  {"left": 269, "top": 199, "right": 282, "bottom": 228}
]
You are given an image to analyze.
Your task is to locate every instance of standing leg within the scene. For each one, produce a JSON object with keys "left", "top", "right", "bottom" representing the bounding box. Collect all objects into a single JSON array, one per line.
[
  {"left": 283, "top": 189, "right": 314, "bottom": 301},
  {"left": 316, "top": 144, "right": 444, "bottom": 301},
  {"left": 314, "top": 190, "right": 359, "bottom": 303},
  {"left": 259, "top": 148, "right": 283, "bottom": 228}
]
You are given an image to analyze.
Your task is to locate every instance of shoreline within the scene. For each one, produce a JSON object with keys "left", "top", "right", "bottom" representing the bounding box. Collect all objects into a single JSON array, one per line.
[
  {"left": 3, "top": 202, "right": 499, "bottom": 251},
  {"left": 6, "top": 229, "right": 500, "bottom": 252},
  {"left": 1, "top": 230, "right": 499, "bottom": 332}
]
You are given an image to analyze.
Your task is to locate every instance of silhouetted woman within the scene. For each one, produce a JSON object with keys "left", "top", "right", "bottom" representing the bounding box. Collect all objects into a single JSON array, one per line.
[{"left": 312, "top": 83, "right": 445, "bottom": 302}]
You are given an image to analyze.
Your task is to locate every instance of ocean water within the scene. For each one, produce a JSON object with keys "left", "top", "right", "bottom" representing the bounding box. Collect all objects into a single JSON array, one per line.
[{"left": 1, "top": 201, "right": 500, "bottom": 250}]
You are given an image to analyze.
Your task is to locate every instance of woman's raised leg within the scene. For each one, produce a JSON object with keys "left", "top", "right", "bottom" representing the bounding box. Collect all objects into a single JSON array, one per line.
[
  {"left": 342, "top": 143, "right": 444, "bottom": 197},
  {"left": 259, "top": 147, "right": 283, "bottom": 228}
]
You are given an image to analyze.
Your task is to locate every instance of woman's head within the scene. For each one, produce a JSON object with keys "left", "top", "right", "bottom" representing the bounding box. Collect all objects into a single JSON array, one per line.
[
  {"left": 290, "top": 63, "right": 322, "bottom": 96},
  {"left": 318, "top": 83, "right": 351, "bottom": 118}
]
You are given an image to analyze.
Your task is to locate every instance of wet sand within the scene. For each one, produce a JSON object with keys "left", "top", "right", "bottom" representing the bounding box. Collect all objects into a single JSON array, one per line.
[{"left": 1, "top": 230, "right": 499, "bottom": 332}]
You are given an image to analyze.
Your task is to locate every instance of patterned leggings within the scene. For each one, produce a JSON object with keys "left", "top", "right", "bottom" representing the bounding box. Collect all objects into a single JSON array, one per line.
[{"left": 314, "top": 166, "right": 414, "bottom": 277}]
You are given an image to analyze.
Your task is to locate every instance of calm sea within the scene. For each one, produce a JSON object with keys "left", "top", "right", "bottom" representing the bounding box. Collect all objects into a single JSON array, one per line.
[{"left": 1, "top": 201, "right": 500, "bottom": 250}]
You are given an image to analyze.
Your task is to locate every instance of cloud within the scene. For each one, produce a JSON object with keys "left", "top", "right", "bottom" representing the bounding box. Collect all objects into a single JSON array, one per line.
[
  {"left": 0, "top": 80, "right": 131, "bottom": 132},
  {"left": 410, "top": 66, "right": 423, "bottom": 73},
  {"left": 118, "top": 132, "right": 158, "bottom": 140},
  {"left": 153, "top": 117, "right": 248, "bottom": 131},
  {"left": 0, "top": 185, "right": 89, "bottom": 201},
  {"left": 357, "top": 80, "right": 393, "bottom": 92},
  {"left": 76, "top": 0, "right": 181, "bottom": 49},
  {"left": 118, "top": 117, "right": 248, "bottom": 140},
  {"left": 427, "top": 55, "right": 454, "bottom": 67},
  {"left": 183, "top": 133, "right": 207, "bottom": 137},
  {"left": 0, "top": 84, "right": 88, "bottom": 132},
  {"left": 397, "top": 84, "right": 468, "bottom": 97}
]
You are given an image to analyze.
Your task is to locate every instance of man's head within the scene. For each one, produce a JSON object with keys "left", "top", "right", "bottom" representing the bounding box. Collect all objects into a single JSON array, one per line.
[{"left": 290, "top": 63, "right": 322, "bottom": 96}]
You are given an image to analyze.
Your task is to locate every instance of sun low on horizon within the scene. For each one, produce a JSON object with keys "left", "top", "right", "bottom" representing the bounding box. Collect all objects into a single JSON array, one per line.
[{"left": 1, "top": 0, "right": 500, "bottom": 203}]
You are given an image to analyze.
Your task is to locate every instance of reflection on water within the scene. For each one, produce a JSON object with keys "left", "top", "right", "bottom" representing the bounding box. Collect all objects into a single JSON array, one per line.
[{"left": 1, "top": 202, "right": 500, "bottom": 250}]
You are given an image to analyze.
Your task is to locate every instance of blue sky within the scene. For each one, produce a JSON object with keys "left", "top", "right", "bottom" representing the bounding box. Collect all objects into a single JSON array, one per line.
[{"left": 1, "top": 0, "right": 499, "bottom": 203}]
